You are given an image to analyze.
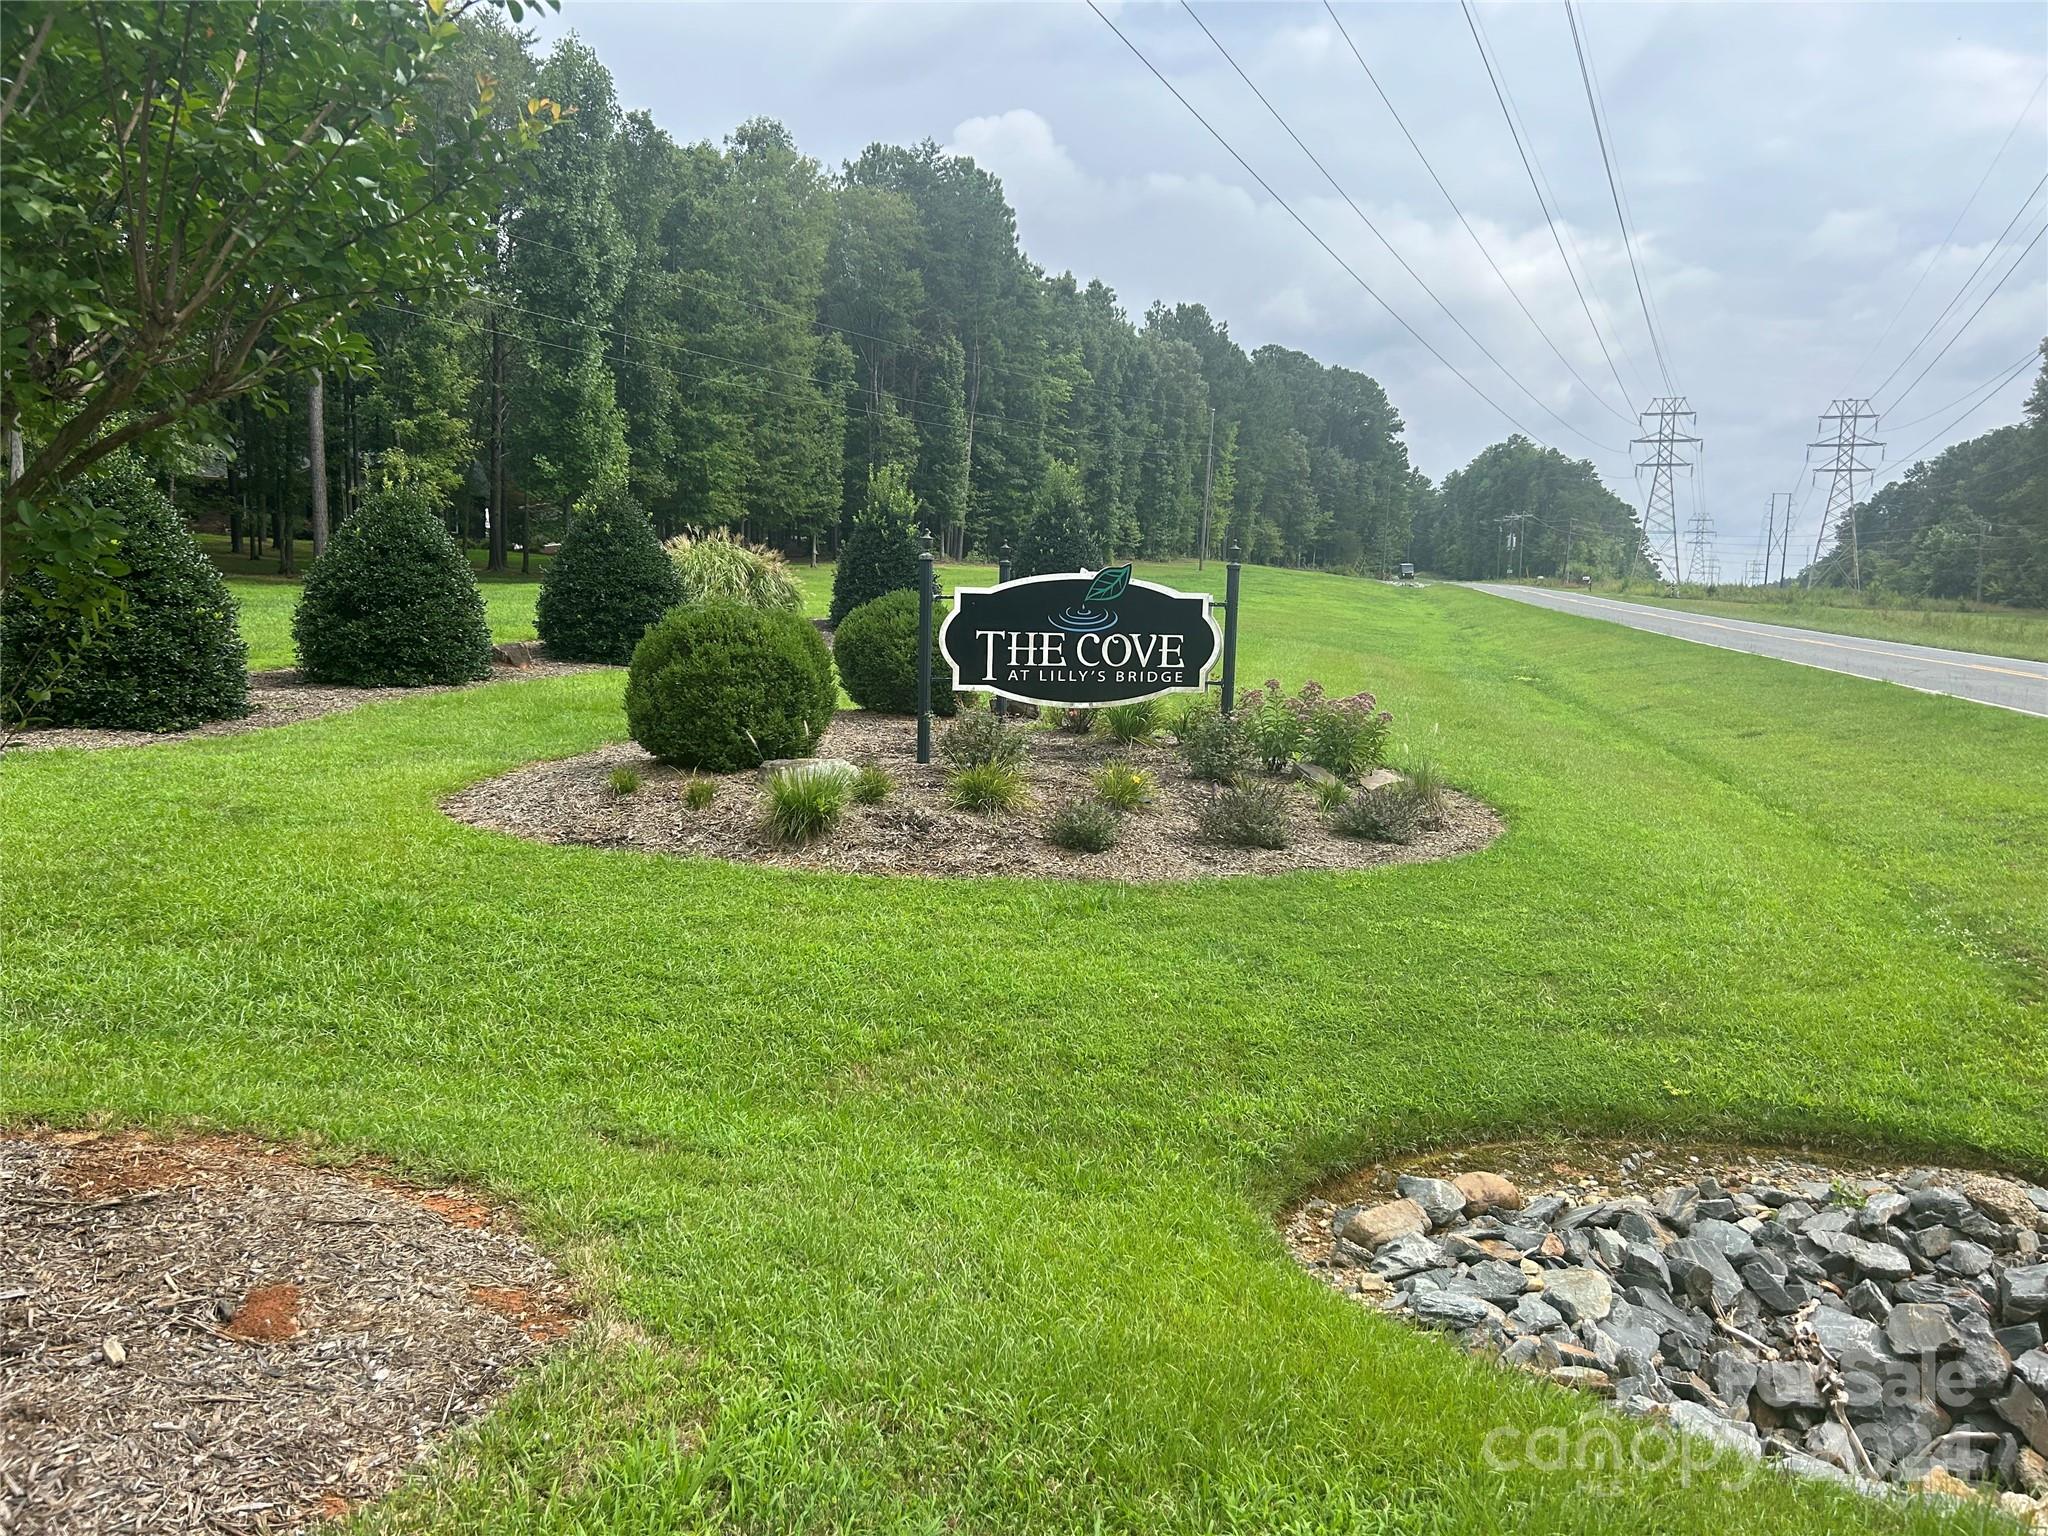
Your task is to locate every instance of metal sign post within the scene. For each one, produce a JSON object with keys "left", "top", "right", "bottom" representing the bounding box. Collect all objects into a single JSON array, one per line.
[
  {"left": 916, "top": 532, "right": 935, "bottom": 765},
  {"left": 1220, "top": 543, "right": 1241, "bottom": 715}
]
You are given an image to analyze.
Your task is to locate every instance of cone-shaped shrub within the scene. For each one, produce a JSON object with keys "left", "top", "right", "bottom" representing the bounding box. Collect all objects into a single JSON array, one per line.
[
  {"left": 538, "top": 481, "right": 682, "bottom": 663},
  {"left": 1016, "top": 460, "right": 1101, "bottom": 577},
  {"left": 829, "top": 462, "right": 922, "bottom": 625},
  {"left": 625, "top": 600, "right": 837, "bottom": 771},
  {"left": 2, "top": 452, "right": 249, "bottom": 730},
  {"left": 293, "top": 479, "right": 491, "bottom": 686},
  {"left": 832, "top": 589, "right": 955, "bottom": 716}
]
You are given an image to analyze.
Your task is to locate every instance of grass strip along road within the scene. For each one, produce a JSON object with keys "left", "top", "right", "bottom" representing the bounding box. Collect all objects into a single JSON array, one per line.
[
  {"left": 1473, "top": 582, "right": 2048, "bottom": 717},
  {"left": 4, "top": 570, "right": 2044, "bottom": 1534}
]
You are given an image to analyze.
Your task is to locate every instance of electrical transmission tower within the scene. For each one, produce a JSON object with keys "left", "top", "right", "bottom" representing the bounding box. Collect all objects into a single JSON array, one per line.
[
  {"left": 1764, "top": 491, "right": 1793, "bottom": 588},
  {"left": 1806, "top": 400, "right": 1884, "bottom": 590},
  {"left": 1631, "top": 398, "right": 1699, "bottom": 589},
  {"left": 1684, "top": 496, "right": 1715, "bottom": 590}
]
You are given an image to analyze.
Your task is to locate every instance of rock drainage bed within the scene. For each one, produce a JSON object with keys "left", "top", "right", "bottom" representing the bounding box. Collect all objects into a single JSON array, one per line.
[
  {"left": 0, "top": 1128, "right": 576, "bottom": 1534},
  {"left": 1285, "top": 1143, "right": 2048, "bottom": 1523}
]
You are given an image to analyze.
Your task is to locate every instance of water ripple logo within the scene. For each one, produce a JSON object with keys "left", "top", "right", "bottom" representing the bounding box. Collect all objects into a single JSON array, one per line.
[{"left": 1044, "top": 564, "right": 1132, "bottom": 633}]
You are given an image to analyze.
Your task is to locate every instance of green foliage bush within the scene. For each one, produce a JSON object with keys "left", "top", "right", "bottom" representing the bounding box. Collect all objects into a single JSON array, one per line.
[
  {"left": 537, "top": 482, "right": 682, "bottom": 664},
  {"left": 1302, "top": 686, "right": 1393, "bottom": 779},
  {"left": 1090, "top": 761, "right": 1154, "bottom": 812},
  {"left": 833, "top": 590, "right": 955, "bottom": 716},
  {"left": 1178, "top": 706, "right": 1255, "bottom": 783},
  {"left": 1237, "top": 681, "right": 1305, "bottom": 772},
  {"left": 1329, "top": 784, "right": 1422, "bottom": 844},
  {"left": 1016, "top": 460, "right": 1102, "bottom": 577},
  {"left": 2, "top": 452, "right": 249, "bottom": 730},
  {"left": 609, "top": 765, "right": 643, "bottom": 796},
  {"left": 1195, "top": 780, "right": 1293, "bottom": 849},
  {"left": 1044, "top": 706, "right": 1094, "bottom": 734},
  {"left": 761, "top": 767, "right": 849, "bottom": 844},
  {"left": 292, "top": 478, "right": 491, "bottom": 687},
  {"left": 948, "top": 760, "right": 1028, "bottom": 813},
  {"left": 625, "top": 601, "right": 837, "bottom": 771},
  {"left": 664, "top": 528, "right": 803, "bottom": 612},
  {"left": 938, "top": 711, "right": 1024, "bottom": 770},
  {"left": 831, "top": 463, "right": 922, "bottom": 625},
  {"left": 1047, "top": 797, "right": 1118, "bottom": 853}
]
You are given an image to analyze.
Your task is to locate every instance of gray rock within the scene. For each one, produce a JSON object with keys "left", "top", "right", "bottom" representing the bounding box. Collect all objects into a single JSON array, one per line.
[
  {"left": 1809, "top": 1305, "right": 1888, "bottom": 1364},
  {"left": 1627, "top": 1285, "right": 1718, "bottom": 1350},
  {"left": 1886, "top": 1302, "right": 1962, "bottom": 1357},
  {"left": 1395, "top": 1175, "right": 1467, "bottom": 1231},
  {"left": 1994, "top": 1381, "right": 2048, "bottom": 1456},
  {"left": 1689, "top": 1218, "right": 1758, "bottom": 1264},
  {"left": 2017, "top": 1348, "right": 2048, "bottom": 1398},
  {"left": 1410, "top": 1289, "right": 1505, "bottom": 1333},
  {"left": 1610, "top": 1209, "right": 1664, "bottom": 1247},
  {"left": 1708, "top": 1349, "right": 1759, "bottom": 1410},
  {"left": 1666, "top": 1399, "right": 1763, "bottom": 1459},
  {"left": 1519, "top": 1194, "right": 1567, "bottom": 1226},
  {"left": 1741, "top": 1262, "right": 1807, "bottom": 1313},
  {"left": 1910, "top": 1187, "right": 1976, "bottom": 1225},
  {"left": 1543, "top": 1268, "right": 1614, "bottom": 1325},
  {"left": 1859, "top": 1191, "right": 1911, "bottom": 1228},
  {"left": 1775, "top": 1449, "right": 1856, "bottom": 1487},
  {"left": 2000, "top": 1323, "right": 2046, "bottom": 1357},
  {"left": 1754, "top": 1360, "right": 1824, "bottom": 1410},
  {"left": 1455, "top": 1260, "right": 1530, "bottom": 1306},
  {"left": 1856, "top": 1399, "right": 1953, "bottom": 1470},
  {"left": 1601, "top": 1299, "right": 1665, "bottom": 1371},
  {"left": 1549, "top": 1364, "right": 1613, "bottom": 1394},
  {"left": 1803, "top": 1418, "right": 1861, "bottom": 1473},
  {"left": 1847, "top": 1279, "right": 1894, "bottom": 1322},
  {"left": 1803, "top": 1208, "right": 1856, "bottom": 1239},
  {"left": 1510, "top": 1294, "right": 1564, "bottom": 1334},
  {"left": 1665, "top": 1238, "right": 1744, "bottom": 1309},
  {"left": 1617, "top": 1241, "right": 1671, "bottom": 1293},
  {"left": 1943, "top": 1239, "right": 1996, "bottom": 1279},
  {"left": 1946, "top": 1315, "right": 2013, "bottom": 1399},
  {"left": 1589, "top": 1227, "right": 1628, "bottom": 1271},
  {"left": 1370, "top": 1233, "right": 1449, "bottom": 1279},
  {"left": 1913, "top": 1225, "right": 1956, "bottom": 1260},
  {"left": 2003, "top": 1264, "right": 2048, "bottom": 1322}
]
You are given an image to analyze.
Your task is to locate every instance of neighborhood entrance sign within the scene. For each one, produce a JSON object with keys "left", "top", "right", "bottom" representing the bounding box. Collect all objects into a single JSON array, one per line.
[{"left": 938, "top": 565, "right": 1222, "bottom": 708}]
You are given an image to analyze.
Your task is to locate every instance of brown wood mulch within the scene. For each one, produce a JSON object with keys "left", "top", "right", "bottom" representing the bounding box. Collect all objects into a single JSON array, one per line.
[
  {"left": 0, "top": 1128, "right": 577, "bottom": 1535},
  {"left": 0, "top": 659, "right": 609, "bottom": 757},
  {"left": 442, "top": 710, "right": 1503, "bottom": 882}
]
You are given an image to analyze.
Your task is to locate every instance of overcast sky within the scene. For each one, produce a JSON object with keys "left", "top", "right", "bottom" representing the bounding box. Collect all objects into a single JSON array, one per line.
[{"left": 534, "top": 1, "right": 2047, "bottom": 575}]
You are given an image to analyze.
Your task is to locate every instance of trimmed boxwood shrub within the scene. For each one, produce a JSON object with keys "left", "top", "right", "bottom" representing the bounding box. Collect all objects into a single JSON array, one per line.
[
  {"left": 538, "top": 483, "right": 682, "bottom": 663},
  {"left": 2, "top": 451, "right": 249, "bottom": 730},
  {"left": 294, "top": 480, "right": 492, "bottom": 686},
  {"left": 625, "top": 600, "right": 837, "bottom": 770},
  {"left": 832, "top": 589, "right": 956, "bottom": 717},
  {"left": 830, "top": 462, "right": 922, "bottom": 625}
]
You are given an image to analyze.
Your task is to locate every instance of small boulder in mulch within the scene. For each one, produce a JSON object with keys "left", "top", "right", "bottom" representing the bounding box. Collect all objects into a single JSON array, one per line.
[{"left": 0, "top": 1128, "right": 577, "bottom": 1534}]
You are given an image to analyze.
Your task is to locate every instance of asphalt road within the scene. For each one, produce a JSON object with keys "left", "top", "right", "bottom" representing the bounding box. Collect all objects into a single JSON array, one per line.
[{"left": 1469, "top": 583, "right": 2048, "bottom": 718}]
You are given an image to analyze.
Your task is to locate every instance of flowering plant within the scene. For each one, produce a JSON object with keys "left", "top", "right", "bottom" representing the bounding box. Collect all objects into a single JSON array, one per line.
[{"left": 1229, "top": 679, "right": 1394, "bottom": 778}]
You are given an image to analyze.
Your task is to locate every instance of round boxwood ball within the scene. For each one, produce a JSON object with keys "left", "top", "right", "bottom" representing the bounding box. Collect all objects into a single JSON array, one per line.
[
  {"left": 625, "top": 601, "right": 838, "bottom": 770},
  {"left": 831, "top": 590, "right": 956, "bottom": 717},
  {"left": 293, "top": 481, "right": 492, "bottom": 686},
  {"left": 1, "top": 451, "right": 249, "bottom": 731}
]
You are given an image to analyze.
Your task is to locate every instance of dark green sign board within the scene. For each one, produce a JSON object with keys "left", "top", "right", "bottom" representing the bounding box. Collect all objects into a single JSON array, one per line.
[{"left": 938, "top": 564, "right": 1222, "bottom": 708}]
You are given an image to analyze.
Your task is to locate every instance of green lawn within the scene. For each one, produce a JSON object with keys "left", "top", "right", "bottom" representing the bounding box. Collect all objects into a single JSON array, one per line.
[
  {"left": 5, "top": 569, "right": 2044, "bottom": 1534},
  {"left": 1573, "top": 581, "right": 2048, "bottom": 661}
]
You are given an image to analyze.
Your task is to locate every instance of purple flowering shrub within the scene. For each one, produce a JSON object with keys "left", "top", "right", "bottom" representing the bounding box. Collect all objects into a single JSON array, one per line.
[{"left": 1232, "top": 679, "right": 1394, "bottom": 779}]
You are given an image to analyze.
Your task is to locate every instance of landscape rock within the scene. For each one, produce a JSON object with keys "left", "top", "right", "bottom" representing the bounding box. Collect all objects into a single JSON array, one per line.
[
  {"left": 1337, "top": 1198, "right": 1429, "bottom": 1250},
  {"left": 1451, "top": 1171, "right": 1521, "bottom": 1214},
  {"left": 1543, "top": 1268, "right": 1613, "bottom": 1325},
  {"left": 1369, "top": 1233, "right": 1448, "bottom": 1279},
  {"left": 2003, "top": 1265, "right": 2048, "bottom": 1321},
  {"left": 1665, "top": 1238, "right": 1745, "bottom": 1310},
  {"left": 1395, "top": 1175, "right": 1468, "bottom": 1231},
  {"left": 1410, "top": 1289, "right": 1504, "bottom": 1333},
  {"left": 1886, "top": 1303, "right": 1962, "bottom": 1358}
]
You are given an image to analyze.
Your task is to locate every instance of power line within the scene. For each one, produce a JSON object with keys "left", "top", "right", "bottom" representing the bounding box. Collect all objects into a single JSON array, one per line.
[
  {"left": 1179, "top": 2, "right": 1625, "bottom": 456},
  {"left": 1458, "top": 0, "right": 1644, "bottom": 412},
  {"left": 1564, "top": 0, "right": 1676, "bottom": 393},
  {"left": 1876, "top": 349, "right": 2042, "bottom": 488},
  {"left": 1085, "top": 0, "right": 1564, "bottom": 452},
  {"left": 1854, "top": 71, "right": 2048, "bottom": 383},
  {"left": 1319, "top": 0, "right": 1636, "bottom": 427},
  {"left": 1881, "top": 220, "right": 2047, "bottom": 416},
  {"left": 1879, "top": 345, "right": 2040, "bottom": 435},
  {"left": 1868, "top": 173, "right": 2046, "bottom": 403}
]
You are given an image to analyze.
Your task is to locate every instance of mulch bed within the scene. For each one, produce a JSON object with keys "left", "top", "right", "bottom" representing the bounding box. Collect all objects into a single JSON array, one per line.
[
  {"left": 1, "top": 659, "right": 607, "bottom": 756},
  {"left": 442, "top": 710, "right": 1502, "bottom": 881},
  {"left": 0, "top": 1128, "right": 577, "bottom": 1534}
]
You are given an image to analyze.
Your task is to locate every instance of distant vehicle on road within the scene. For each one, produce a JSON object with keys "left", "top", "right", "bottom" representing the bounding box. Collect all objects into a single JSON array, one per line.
[{"left": 1398, "top": 563, "right": 1415, "bottom": 581}]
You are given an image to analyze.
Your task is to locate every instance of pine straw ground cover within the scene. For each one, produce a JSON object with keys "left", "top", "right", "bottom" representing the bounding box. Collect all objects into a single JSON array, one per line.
[
  {"left": 0, "top": 1129, "right": 576, "bottom": 1535},
  {"left": 441, "top": 711, "right": 1500, "bottom": 880},
  {"left": 3, "top": 567, "right": 2047, "bottom": 1535}
]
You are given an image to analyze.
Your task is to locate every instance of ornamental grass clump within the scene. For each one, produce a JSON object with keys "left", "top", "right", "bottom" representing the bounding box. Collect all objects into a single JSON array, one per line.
[
  {"left": 850, "top": 763, "right": 893, "bottom": 804},
  {"left": 609, "top": 765, "right": 643, "bottom": 797},
  {"left": 1329, "top": 783, "right": 1423, "bottom": 845},
  {"left": 681, "top": 775, "right": 718, "bottom": 810},
  {"left": 1402, "top": 754, "right": 1450, "bottom": 828},
  {"left": 1178, "top": 705, "right": 1254, "bottom": 783},
  {"left": 762, "top": 767, "right": 850, "bottom": 844},
  {"left": 947, "top": 761, "right": 1028, "bottom": 813},
  {"left": 1046, "top": 798, "right": 1119, "bottom": 853},
  {"left": 939, "top": 711, "right": 1024, "bottom": 771},
  {"left": 1090, "top": 761, "right": 1154, "bottom": 813},
  {"left": 663, "top": 528, "right": 803, "bottom": 612},
  {"left": 1097, "top": 701, "right": 1156, "bottom": 743},
  {"left": 1195, "top": 780, "right": 1293, "bottom": 850}
]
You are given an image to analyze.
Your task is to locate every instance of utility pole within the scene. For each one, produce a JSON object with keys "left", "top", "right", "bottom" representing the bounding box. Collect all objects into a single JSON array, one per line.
[
  {"left": 1632, "top": 398, "right": 1699, "bottom": 591},
  {"left": 1561, "top": 517, "right": 1574, "bottom": 585},
  {"left": 1497, "top": 512, "right": 1533, "bottom": 578},
  {"left": 487, "top": 310, "right": 508, "bottom": 573},
  {"left": 1197, "top": 406, "right": 1215, "bottom": 570},
  {"left": 1975, "top": 519, "right": 1991, "bottom": 605},
  {"left": 1806, "top": 399, "right": 1883, "bottom": 590}
]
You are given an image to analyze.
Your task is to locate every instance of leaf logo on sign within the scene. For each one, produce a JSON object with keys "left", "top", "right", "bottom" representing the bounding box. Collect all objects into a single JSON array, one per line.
[{"left": 1084, "top": 564, "right": 1132, "bottom": 604}]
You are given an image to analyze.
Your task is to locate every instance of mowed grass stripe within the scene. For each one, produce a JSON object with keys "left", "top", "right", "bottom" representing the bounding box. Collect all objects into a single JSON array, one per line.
[{"left": 3, "top": 572, "right": 2042, "bottom": 1533}]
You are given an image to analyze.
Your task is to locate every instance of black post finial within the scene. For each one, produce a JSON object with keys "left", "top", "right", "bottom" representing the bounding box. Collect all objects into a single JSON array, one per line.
[{"left": 1228, "top": 541, "right": 1242, "bottom": 563}]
